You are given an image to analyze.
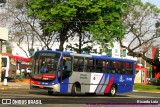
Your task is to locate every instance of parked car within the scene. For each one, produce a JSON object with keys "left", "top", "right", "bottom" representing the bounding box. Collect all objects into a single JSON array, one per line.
[
  {"left": 26, "top": 68, "right": 31, "bottom": 73},
  {"left": 147, "top": 78, "right": 160, "bottom": 85}
]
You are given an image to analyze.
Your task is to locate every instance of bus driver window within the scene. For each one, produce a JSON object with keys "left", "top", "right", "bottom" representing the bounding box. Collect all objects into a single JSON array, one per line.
[{"left": 62, "top": 57, "right": 72, "bottom": 72}]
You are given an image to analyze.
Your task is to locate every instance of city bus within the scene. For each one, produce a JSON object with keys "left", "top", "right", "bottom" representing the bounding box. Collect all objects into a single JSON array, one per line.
[
  {"left": 30, "top": 50, "right": 136, "bottom": 96},
  {"left": 1, "top": 55, "right": 16, "bottom": 81}
]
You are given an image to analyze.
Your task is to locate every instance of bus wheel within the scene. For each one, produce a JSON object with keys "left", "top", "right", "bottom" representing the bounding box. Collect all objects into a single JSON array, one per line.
[
  {"left": 71, "top": 84, "right": 80, "bottom": 96},
  {"left": 1, "top": 72, "right": 4, "bottom": 82},
  {"left": 48, "top": 91, "right": 53, "bottom": 96},
  {"left": 109, "top": 85, "right": 116, "bottom": 96}
]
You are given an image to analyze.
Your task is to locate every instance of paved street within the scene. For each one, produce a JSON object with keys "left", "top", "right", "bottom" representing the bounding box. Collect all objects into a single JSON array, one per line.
[
  {"left": 0, "top": 88, "right": 159, "bottom": 104},
  {"left": 0, "top": 85, "right": 160, "bottom": 98},
  {"left": 0, "top": 81, "right": 159, "bottom": 107}
]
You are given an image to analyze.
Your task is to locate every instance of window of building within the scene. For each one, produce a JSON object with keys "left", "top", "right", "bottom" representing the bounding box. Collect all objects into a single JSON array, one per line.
[
  {"left": 106, "top": 49, "right": 112, "bottom": 56},
  {"left": 115, "top": 49, "right": 118, "bottom": 53}
]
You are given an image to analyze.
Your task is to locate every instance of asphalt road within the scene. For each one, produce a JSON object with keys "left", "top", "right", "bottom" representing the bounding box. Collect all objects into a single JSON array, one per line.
[{"left": 0, "top": 89, "right": 159, "bottom": 106}]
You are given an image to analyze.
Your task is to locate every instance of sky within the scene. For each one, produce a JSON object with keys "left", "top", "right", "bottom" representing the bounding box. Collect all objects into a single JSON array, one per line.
[
  {"left": 8, "top": 0, "right": 160, "bottom": 58},
  {"left": 142, "top": 0, "right": 160, "bottom": 8}
]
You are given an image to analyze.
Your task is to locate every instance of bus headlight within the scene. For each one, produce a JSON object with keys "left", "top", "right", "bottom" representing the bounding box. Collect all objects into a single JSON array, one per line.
[{"left": 43, "top": 78, "right": 48, "bottom": 80}]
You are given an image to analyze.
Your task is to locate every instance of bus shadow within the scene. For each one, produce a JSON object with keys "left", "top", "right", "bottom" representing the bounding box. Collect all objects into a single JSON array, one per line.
[
  {"left": 29, "top": 90, "right": 129, "bottom": 97},
  {"left": 53, "top": 93, "right": 129, "bottom": 97}
]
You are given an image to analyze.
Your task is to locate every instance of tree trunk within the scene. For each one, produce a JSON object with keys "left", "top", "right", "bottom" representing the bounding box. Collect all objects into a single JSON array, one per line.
[
  {"left": 31, "top": 34, "right": 34, "bottom": 49},
  {"left": 78, "top": 34, "right": 82, "bottom": 53},
  {"left": 59, "top": 41, "right": 64, "bottom": 51},
  {"left": 58, "top": 25, "right": 69, "bottom": 51},
  {"left": 59, "top": 32, "right": 65, "bottom": 51}
]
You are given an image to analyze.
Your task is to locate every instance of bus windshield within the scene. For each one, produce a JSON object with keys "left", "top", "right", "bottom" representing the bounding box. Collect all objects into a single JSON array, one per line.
[{"left": 32, "top": 52, "right": 61, "bottom": 75}]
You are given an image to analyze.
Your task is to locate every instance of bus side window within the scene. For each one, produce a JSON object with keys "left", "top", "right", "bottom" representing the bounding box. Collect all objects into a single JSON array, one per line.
[
  {"left": 102, "top": 60, "right": 107, "bottom": 73},
  {"left": 73, "top": 58, "right": 78, "bottom": 71},
  {"left": 120, "top": 62, "right": 125, "bottom": 74},
  {"left": 113, "top": 61, "right": 118, "bottom": 73},
  {"left": 84, "top": 58, "right": 93, "bottom": 72},
  {"left": 95, "top": 59, "right": 103, "bottom": 73},
  {"left": 78, "top": 58, "right": 84, "bottom": 72},
  {"left": 117, "top": 61, "right": 122, "bottom": 74},
  {"left": 108, "top": 61, "right": 116, "bottom": 74},
  {"left": 126, "top": 62, "right": 133, "bottom": 75},
  {"left": 60, "top": 56, "right": 72, "bottom": 80},
  {"left": 63, "top": 57, "right": 72, "bottom": 72},
  {"left": 105, "top": 61, "right": 110, "bottom": 73},
  {"left": 73, "top": 57, "right": 84, "bottom": 72}
]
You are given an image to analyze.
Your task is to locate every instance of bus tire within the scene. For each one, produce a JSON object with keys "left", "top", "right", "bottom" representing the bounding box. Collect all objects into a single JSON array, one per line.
[
  {"left": 48, "top": 91, "right": 53, "bottom": 96},
  {"left": 71, "top": 83, "right": 81, "bottom": 96},
  {"left": 109, "top": 84, "right": 117, "bottom": 96},
  {"left": 1, "top": 72, "right": 4, "bottom": 82},
  {"left": 71, "top": 84, "right": 77, "bottom": 96}
]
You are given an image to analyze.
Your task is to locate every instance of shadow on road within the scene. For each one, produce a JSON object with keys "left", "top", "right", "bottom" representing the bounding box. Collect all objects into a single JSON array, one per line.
[{"left": 29, "top": 90, "right": 130, "bottom": 97}]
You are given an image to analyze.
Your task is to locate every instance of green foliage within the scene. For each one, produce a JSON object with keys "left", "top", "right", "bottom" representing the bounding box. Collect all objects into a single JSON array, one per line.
[
  {"left": 66, "top": 41, "right": 93, "bottom": 53},
  {"left": 27, "top": 0, "right": 131, "bottom": 50},
  {"left": 2, "top": 41, "right": 12, "bottom": 53},
  {"left": 66, "top": 42, "right": 93, "bottom": 53},
  {"left": 134, "top": 84, "right": 160, "bottom": 92}
]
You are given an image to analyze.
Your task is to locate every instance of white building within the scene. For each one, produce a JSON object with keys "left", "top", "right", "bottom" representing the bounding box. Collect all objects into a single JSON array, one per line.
[{"left": 11, "top": 40, "right": 137, "bottom": 61}]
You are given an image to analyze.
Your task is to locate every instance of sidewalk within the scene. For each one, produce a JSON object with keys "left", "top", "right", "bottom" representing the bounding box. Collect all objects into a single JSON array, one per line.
[
  {"left": 133, "top": 90, "right": 160, "bottom": 93},
  {"left": 0, "top": 79, "right": 30, "bottom": 90}
]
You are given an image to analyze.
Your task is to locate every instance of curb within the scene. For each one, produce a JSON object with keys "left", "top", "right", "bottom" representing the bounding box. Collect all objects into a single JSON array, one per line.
[
  {"left": 133, "top": 90, "right": 160, "bottom": 93},
  {"left": 0, "top": 81, "right": 30, "bottom": 90},
  {"left": 0, "top": 86, "right": 29, "bottom": 90}
]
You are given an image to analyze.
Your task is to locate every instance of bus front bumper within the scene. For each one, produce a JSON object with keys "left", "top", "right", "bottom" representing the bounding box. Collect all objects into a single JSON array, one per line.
[{"left": 30, "top": 83, "right": 60, "bottom": 92}]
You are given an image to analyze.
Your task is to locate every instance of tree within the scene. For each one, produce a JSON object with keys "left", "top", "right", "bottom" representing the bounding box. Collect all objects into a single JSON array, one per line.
[
  {"left": 0, "top": 0, "right": 6, "bottom": 6},
  {"left": 2, "top": 41, "right": 12, "bottom": 53},
  {"left": 0, "top": 0, "right": 58, "bottom": 57},
  {"left": 0, "top": 0, "right": 38, "bottom": 57},
  {"left": 121, "top": 0, "right": 160, "bottom": 68},
  {"left": 27, "top": 0, "right": 131, "bottom": 51},
  {"left": 66, "top": 32, "right": 94, "bottom": 53}
]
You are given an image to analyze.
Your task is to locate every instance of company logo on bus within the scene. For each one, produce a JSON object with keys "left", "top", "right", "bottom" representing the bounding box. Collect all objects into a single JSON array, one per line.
[
  {"left": 126, "top": 77, "right": 132, "bottom": 81},
  {"left": 93, "top": 75, "right": 101, "bottom": 80},
  {"left": 119, "top": 75, "right": 124, "bottom": 82}
]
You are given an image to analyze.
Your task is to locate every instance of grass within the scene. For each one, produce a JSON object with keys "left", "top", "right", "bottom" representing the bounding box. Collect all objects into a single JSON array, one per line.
[{"left": 134, "top": 84, "right": 160, "bottom": 92}]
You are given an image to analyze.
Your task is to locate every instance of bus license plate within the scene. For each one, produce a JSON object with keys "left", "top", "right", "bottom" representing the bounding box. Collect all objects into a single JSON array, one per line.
[{"left": 39, "top": 85, "right": 44, "bottom": 88}]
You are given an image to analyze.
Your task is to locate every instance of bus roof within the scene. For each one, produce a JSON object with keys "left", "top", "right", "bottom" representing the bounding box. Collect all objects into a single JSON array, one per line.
[
  {"left": 35, "top": 50, "right": 136, "bottom": 62},
  {"left": 92, "top": 55, "right": 136, "bottom": 62}
]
